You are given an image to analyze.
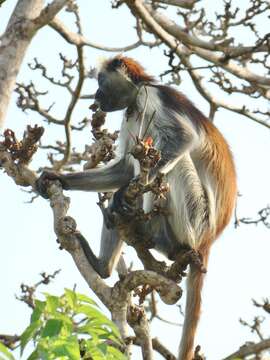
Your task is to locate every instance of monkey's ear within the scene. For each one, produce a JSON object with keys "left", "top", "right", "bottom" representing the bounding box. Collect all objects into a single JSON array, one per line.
[{"left": 107, "top": 57, "right": 123, "bottom": 71}]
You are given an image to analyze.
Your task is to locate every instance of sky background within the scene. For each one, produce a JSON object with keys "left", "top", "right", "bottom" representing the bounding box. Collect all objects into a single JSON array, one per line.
[{"left": 0, "top": 1, "right": 270, "bottom": 359}]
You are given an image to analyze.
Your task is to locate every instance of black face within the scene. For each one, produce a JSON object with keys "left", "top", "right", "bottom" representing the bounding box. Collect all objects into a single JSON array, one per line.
[
  {"left": 95, "top": 87, "right": 123, "bottom": 112},
  {"left": 95, "top": 71, "right": 137, "bottom": 112}
]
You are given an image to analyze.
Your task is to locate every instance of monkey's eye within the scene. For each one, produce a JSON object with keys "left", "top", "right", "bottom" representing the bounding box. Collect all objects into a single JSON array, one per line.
[{"left": 108, "top": 58, "right": 122, "bottom": 71}]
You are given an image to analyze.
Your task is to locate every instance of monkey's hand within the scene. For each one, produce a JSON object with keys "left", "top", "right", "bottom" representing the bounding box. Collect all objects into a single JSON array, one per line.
[{"left": 35, "top": 171, "right": 69, "bottom": 199}]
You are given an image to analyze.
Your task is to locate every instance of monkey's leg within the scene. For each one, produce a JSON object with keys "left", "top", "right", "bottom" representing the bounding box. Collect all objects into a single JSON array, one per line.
[{"left": 79, "top": 221, "right": 124, "bottom": 278}]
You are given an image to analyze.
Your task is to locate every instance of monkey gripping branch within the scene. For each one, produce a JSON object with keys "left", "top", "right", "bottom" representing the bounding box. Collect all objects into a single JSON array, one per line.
[{"left": 0, "top": 113, "right": 201, "bottom": 360}]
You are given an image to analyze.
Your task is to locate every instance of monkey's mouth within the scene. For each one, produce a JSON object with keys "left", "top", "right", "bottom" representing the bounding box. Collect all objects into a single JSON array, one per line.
[
  {"left": 94, "top": 88, "right": 102, "bottom": 101},
  {"left": 94, "top": 89, "right": 110, "bottom": 111}
]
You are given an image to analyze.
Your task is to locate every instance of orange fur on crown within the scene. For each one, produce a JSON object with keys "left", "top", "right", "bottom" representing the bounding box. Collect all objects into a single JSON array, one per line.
[{"left": 106, "top": 56, "right": 155, "bottom": 84}]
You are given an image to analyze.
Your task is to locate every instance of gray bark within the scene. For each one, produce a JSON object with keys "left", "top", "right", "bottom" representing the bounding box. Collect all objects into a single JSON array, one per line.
[
  {"left": 0, "top": 0, "right": 43, "bottom": 127},
  {"left": 0, "top": 0, "right": 68, "bottom": 127}
]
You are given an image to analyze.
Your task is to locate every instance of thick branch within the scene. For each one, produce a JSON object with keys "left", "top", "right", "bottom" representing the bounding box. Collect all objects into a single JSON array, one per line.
[
  {"left": 0, "top": 0, "right": 68, "bottom": 127},
  {"left": 130, "top": 308, "right": 154, "bottom": 360},
  {"left": 152, "top": 338, "right": 177, "bottom": 360},
  {"left": 47, "top": 184, "right": 113, "bottom": 306},
  {"left": 115, "top": 270, "right": 182, "bottom": 306},
  {"left": 130, "top": 336, "right": 177, "bottom": 359},
  {"left": 0, "top": 137, "right": 114, "bottom": 319},
  {"left": 33, "top": 0, "right": 69, "bottom": 29},
  {"left": 0, "top": 0, "right": 43, "bottom": 127}
]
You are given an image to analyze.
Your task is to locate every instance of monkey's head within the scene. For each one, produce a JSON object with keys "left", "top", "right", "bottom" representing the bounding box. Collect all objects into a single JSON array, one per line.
[{"left": 94, "top": 56, "right": 154, "bottom": 112}]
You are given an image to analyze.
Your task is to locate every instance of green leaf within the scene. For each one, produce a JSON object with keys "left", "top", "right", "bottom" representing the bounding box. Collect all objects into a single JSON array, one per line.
[
  {"left": 83, "top": 341, "right": 106, "bottom": 360},
  {"left": 0, "top": 343, "right": 15, "bottom": 360},
  {"left": 76, "top": 293, "right": 97, "bottom": 306},
  {"left": 26, "top": 349, "right": 39, "bottom": 360},
  {"left": 52, "top": 313, "right": 73, "bottom": 335},
  {"left": 98, "top": 328, "right": 123, "bottom": 344},
  {"left": 64, "top": 289, "right": 77, "bottom": 310},
  {"left": 20, "top": 320, "right": 41, "bottom": 355},
  {"left": 31, "top": 300, "right": 46, "bottom": 323},
  {"left": 44, "top": 294, "right": 60, "bottom": 314},
  {"left": 49, "top": 336, "right": 80, "bottom": 360},
  {"left": 77, "top": 305, "right": 111, "bottom": 324},
  {"left": 78, "top": 323, "right": 108, "bottom": 337},
  {"left": 107, "top": 346, "right": 127, "bottom": 360},
  {"left": 41, "top": 319, "right": 63, "bottom": 338},
  {"left": 76, "top": 305, "right": 122, "bottom": 344},
  {"left": 97, "top": 342, "right": 107, "bottom": 354}
]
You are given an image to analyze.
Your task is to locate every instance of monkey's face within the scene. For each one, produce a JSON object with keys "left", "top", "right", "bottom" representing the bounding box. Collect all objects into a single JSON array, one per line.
[{"left": 95, "top": 71, "right": 137, "bottom": 112}]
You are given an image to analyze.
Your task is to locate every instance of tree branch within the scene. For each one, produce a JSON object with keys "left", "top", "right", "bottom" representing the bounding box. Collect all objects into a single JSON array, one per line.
[
  {"left": 124, "top": 0, "right": 270, "bottom": 127},
  {"left": 142, "top": 2, "right": 270, "bottom": 88},
  {"left": 33, "top": 0, "right": 69, "bottom": 29},
  {"left": 0, "top": 0, "right": 69, "bottom": 127},
  {"left": 222, "top": 338, "right": 270, "bottom": 360},
  {"left": 151, "top": 0, "right": 197, "bottom": 9},
  {"left": 50, "top": 17, "right": 141, "bottom": 51}
]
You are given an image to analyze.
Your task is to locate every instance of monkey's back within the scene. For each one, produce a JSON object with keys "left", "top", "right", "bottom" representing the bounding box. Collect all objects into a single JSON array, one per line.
[
  {"left": 198, "top": 119, "right": 237, "bottom": 239},
  {"left": 157, "top": 85, "right": 237, "bottom": 245}
]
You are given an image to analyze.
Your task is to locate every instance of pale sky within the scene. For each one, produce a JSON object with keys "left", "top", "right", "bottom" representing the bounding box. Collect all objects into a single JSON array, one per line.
[{"left": 0, "top": 1, "right": 270, "bottom": 359}]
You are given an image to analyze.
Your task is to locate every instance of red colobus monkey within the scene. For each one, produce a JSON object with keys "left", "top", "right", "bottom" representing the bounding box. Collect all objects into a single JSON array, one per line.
[{"left": 37, "top": 56, "right": 237, "bottom": 360}]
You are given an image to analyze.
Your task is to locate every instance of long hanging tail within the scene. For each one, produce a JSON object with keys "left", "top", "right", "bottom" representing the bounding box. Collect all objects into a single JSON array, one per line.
[{"left": 178, "top": 245, "right": 210, "bottom": 360}]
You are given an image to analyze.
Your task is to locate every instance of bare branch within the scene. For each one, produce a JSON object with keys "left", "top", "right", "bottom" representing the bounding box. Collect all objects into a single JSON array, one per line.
[
  {"left": 0, "top": 0, "right": 70, "bottom": 127},
  {"left": 33, "top": 0, "right": 69, "bottom": 29},
  {"left": 239, "top": 317, "right": 265, "bottom": 341},
  {"left": 235, "top": 205, "right": 270, "bottom": 228},
  {"left": 15, "top": 82, "right": 64, "bottom": 125},
  {"left": 222, "top": 338, "right": 270, "bottom": 360},
  {"left": 151, "top": 0, "right": 198, "bottom": 9},
  {"left": 54, "top": 45, "right": 85, "bottom": 170},
  {"left": 142, "top": 2, "right": 270, "bottom": 88},
  {"left": 50, "top": 17, "right": 141, "bottom": 51},
  {"left": 129, "top": 336, "right": 177, "bottom": 359},
  {"left": 16, "top": 270, "right": 61, "bottom": 308},
  {"left": 0, "top": 334, "right": 20, "bottom": 350},
  {"left": 124, "top": 0, "right": 270, "bottom": 127},
  {"left": 0, "top": 0, "right": 44, "bottom": 127},
  {"left": 152, "top": 338, "right": 177, "bottom": 360},
  {"left": 116, "top": 270, "right": 181, "bottom": 305},
  {"left": 128, "top": 306, "right": 154, "bottom": 360}
]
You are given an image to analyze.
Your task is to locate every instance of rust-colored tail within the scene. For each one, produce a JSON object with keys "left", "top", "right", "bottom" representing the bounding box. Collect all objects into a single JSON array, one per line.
[{"left": 178, "top": 245, "right": 210, "bottom": 360}]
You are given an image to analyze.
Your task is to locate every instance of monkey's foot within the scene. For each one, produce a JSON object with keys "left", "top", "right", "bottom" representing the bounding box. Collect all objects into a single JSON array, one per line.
[
  {"left": 36, "top": 171, "right": 69, "bottom": 199},
  {"left": 110, "top": 185, "right": 137, "bottom": 222}
]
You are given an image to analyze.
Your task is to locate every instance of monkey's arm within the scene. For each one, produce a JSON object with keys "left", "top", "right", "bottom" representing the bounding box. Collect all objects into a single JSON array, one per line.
[
  {"left": 111, "top": 117, "right": 199, "bottom": 219},
  {"left": 36, "top": 157, "right": 134, "bottom": 198},
  {"left": 63, "top": 157, "right": 133, "bottom": 191},
  {"left": 149, "top": 116, "right": 198, "bottom": 180}
]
